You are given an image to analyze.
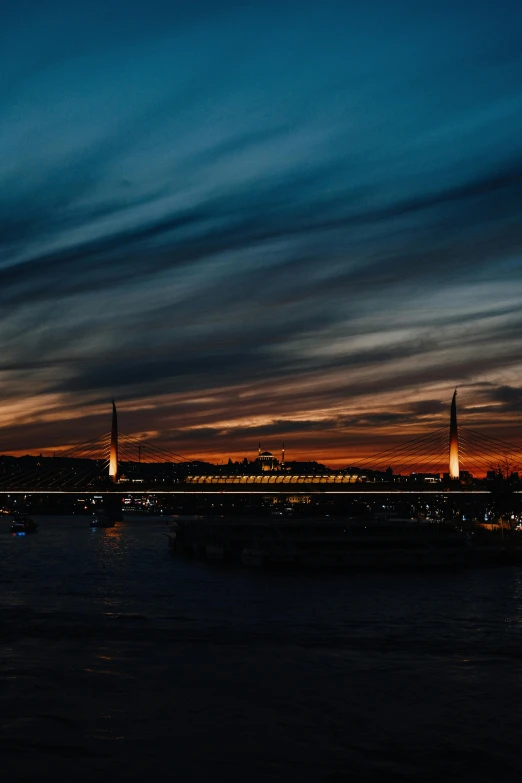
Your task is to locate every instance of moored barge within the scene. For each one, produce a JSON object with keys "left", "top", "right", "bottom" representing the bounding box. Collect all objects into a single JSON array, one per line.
[{"left": 167, "top": 517, "right": 481, "bottom": 570}]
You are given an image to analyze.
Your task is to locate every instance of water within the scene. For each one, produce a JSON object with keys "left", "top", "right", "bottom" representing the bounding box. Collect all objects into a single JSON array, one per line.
[{"left": 2, "top": 515, "right": 522, "bottom": 782}]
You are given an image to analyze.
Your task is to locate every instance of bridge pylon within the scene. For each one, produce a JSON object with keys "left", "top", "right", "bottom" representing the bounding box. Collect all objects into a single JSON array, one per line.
[
  {"left": 109, "top": 399, "right": 119, "bottom": 482},
  {"left": 449, "top": 389, "right": 459, "bottom": 479}
]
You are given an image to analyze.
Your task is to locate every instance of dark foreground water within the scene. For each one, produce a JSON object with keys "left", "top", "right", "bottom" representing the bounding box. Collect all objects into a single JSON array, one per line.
[{"left": 2, "top": 516, "right": 522, "bottom": 782}]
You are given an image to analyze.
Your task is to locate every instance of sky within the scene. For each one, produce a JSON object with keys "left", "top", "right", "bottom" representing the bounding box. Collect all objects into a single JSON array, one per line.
[{"left": 1, "top": 0, "right": 522, "bottom": 467}]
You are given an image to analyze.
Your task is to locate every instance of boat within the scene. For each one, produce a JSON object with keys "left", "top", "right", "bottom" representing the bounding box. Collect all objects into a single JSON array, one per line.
[
  {"left": 90, "top": 513, "right": 115, "bottom": 528},
  {"left": 10, "top": 515, "right": 38, "bottom": 535}
]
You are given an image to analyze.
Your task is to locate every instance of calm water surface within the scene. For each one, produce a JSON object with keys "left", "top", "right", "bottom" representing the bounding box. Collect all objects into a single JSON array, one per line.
[{"left": 2, "top": 515, "right": 522, "bottom": 782}]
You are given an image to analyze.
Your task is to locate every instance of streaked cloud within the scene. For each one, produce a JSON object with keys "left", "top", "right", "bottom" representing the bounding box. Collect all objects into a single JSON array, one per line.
[{"left": 1, "top": 0, "right": 522, "bottom": 464}]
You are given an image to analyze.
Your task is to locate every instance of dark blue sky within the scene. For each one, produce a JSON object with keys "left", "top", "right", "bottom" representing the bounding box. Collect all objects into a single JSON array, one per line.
[{"left": 1, "top": 0, "right": 522, "bottom": 463}]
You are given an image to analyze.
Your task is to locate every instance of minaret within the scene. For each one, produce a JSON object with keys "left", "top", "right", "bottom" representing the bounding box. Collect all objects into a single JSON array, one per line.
[
  {"left": 281, "top": 442, "right": 285, "bottom": 469},
  {"left": 109, "top": 399, "right": 119, "bottom": 482},
  {"left": 449, "top": 389, "right": 459, "bottom": 480},
  {"left": 258, "top": 443, "right": 261, "bottom": 457}
]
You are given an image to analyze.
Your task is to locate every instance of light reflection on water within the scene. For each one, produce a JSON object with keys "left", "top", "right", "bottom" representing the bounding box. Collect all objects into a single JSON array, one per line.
[{"left": 1, "top": 515, "right": 522, "bottom": 782}]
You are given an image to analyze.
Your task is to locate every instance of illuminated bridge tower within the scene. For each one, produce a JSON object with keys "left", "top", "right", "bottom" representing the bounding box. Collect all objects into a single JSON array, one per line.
[
  {"left": 109, "top": 399, "right": 119, "bottom": 482},
  {"left": 449, "top": 389, "right": 459, "bottom": 480}
]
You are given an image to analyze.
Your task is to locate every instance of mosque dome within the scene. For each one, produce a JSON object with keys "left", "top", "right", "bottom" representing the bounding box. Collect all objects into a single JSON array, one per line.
[{"left": 257, "top": 449, "right": 279, "bottom": 472}]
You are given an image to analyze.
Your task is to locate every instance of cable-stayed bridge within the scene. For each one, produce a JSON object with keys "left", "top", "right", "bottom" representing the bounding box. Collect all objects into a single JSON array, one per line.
[{"left": 1, "top": 392, "right": 521, "bottom": 495}]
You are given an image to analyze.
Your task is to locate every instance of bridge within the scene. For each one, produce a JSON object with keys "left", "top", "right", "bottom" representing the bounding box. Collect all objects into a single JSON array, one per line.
[{"left": 0, "top": 391, "right": 521, "bottom": 498}]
